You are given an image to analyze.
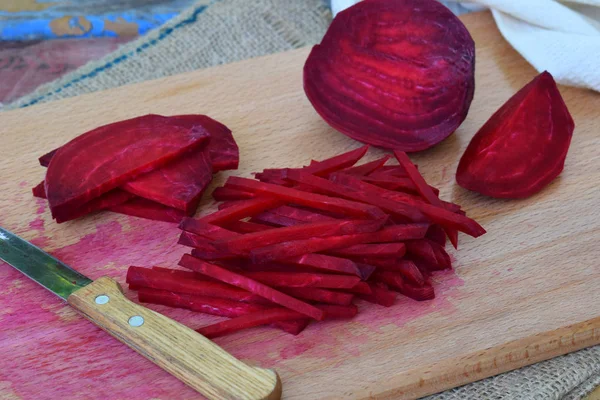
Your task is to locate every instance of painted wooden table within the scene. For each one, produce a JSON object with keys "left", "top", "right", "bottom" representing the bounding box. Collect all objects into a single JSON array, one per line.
[{"left": 0, "top": 11, "right": 599, "bottom": 400}]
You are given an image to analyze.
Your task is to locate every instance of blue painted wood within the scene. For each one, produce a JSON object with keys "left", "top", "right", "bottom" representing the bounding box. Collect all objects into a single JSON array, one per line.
[{"left": 0, "top": 0, "right": 197, "bottom": 41}]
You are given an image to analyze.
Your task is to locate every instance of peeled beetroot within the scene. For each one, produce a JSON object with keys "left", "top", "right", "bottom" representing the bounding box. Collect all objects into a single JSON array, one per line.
[
  {"left": 457, "top": 72, "right": 574, "bottom": 198},
  {"left": 303, "top": 0, "right": 475, "bottom": 151}
]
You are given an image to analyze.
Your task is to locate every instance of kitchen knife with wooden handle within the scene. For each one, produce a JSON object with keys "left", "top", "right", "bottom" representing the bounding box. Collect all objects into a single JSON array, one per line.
[{"left": 0, "top": 226, "right": 281, "bottom": 400}]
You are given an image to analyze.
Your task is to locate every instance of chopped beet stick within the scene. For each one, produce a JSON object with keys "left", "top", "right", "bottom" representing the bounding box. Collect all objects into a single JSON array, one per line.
[
  {"left": 240, "top": 271, "right": 361, "bottom": 289},
  {"left": 283, "top": 169, "right": 425, "bottom": 222},
  {"left": 327, "top": 243, "right": 406, "bottom": 258},
  {"left": 199, "top": 197, "right": 282, "bottom": 225},
  {"left": 359, "top": 283, "right": 396, "bottom": 307},
  {"left": 197, "top": 308, "right": 306, "bottom": 338},
  {"left": 224, "top": 221, "right": 273, "bottom": 233},
  {"left": 269, "top": 205, "right": 338, "bottom": 223},
  {"left": 426, "top": 224, "right": 447, "bottom": 247},
  {"left": 137, "top": 288, "right": 269, "bottom": 318},
  {"left": 226, "top": 176, "right": 386, "bottom": 220},
  {"left": 394, "top": 151, "right": 459, "bottom": 248},
  {"left": 179, "top": 218, "right": 238, "bottom": 240},
  {"left": 250, "top": 224, "right": 428, "bottom": 263},
  {"left": 337, "top": 155, "right": 391, "bottom": 176},
  {"left": 406, "top": 239, "right": 451, "bottom": 270},
  {"left": 395, "top": 260, "right": 426, "bottom": 287},
  {"left": 272, "top": 319, "right": 310, "bottom": 335},
  {"left": 179, "top": 254, "right": 325, "bottom": 320},
  {"left": 250, "top": 212, "right": 304, "bottom": 227},
  {"left": 340, "top": 281, "right": 372, "bottom": 295},
  {"left": 126, "top": 266, "right": 265, "bottom": 303},
  {"left": 281, "top": 287, "right": 354, "bottom": 306},
  {"left": 291, "top": 253, "right": 364, "bottom": 277},
  {"left": 212, "top": 186, "right": 256, "bottom": 201},
  {"left": 317, "top": 304, "right": 358, "bottom": 319},
  {"left": 214, "top": 219, "right": 385, "bottom": 255}
]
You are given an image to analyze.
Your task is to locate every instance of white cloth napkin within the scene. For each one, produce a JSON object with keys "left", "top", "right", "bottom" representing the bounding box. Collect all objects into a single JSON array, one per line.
[{"left": 330, "top": 0, "right": 600, "bottom": 92}]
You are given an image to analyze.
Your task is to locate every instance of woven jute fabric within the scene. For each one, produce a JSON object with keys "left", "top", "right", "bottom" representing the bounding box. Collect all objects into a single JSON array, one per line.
[{"left": 6, "top": 1, "right": 600, "bottom": 399}]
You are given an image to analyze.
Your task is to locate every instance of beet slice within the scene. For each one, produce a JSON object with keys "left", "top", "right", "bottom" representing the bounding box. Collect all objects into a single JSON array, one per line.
[
  {"left": 38, "top": 148, "right": 58, "bottom": 167},
  {"left": 240, "top": 271, "right": 361, "bottom": 289},
  {"left": 137, "top": 288, "right": 269, "bottom": 318},
  {"left": 32, "top": 181, "right": 47, "bottom": 198},
  {"left": 45, "top": 114, "right": 210, "bottom": 218},
  {"left": 110, "top": 197, "right": 186, "bottom": 223},
  {"left": 121, "top": 146, "right": 213, "bottom": 213},
  {"left": 303, "top": 0, "right": 475, "bottom": 151},
  {"left": 457, "top": 72, "right": 574, "bottom": 198},
  {"left": 179, "top": 254, "right": 325, "bottom": 321},
  {"left": 168, "top": 115, "right": 239, "bottom": 172}
]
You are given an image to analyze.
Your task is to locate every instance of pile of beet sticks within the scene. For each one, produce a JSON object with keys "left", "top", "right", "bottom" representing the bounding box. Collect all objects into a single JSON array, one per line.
[{"left": 127, "top": 146, "right": 486, "bottom": 338}]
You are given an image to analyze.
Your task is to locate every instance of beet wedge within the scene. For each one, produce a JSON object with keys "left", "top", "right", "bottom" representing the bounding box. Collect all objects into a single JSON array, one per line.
[
  {"left": 457, "top": 72, "right": 574, "bottom": 198},
  {"left": 179, "top": 254, "right": 325, "bottom": 320},
  {"left": 45, "top": 114, "right": 210, "bottom": 219}
]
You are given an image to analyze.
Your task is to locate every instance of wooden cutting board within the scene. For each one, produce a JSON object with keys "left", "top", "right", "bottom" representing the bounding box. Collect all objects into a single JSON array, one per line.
[{"left": 0, "top": 11, "right": 599, "bottom": 400}]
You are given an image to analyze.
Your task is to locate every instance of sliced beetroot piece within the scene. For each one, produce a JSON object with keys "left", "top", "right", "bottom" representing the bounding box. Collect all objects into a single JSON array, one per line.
[
  {"left": 197, "top": 308, "right": 306, "bottom": 338},
  {"left": 179, "top": 233, "right": 236, "bottom": 260},
  {"left": 318, "top": 304, "right": 358, "bottom": 319},
  {"left": 394, "top": 151, "right": 458, "bottom": 248},
  {"left": 240, "top": 271, "right": 361, "bottom": 289},
  {"left": 224, "top": 221, "right": 273, "bottom": 234},
  {"left": 342, "top": 281, "right": 372, "bottom": 295},
  {"left": 330, "top": 173, "right": 485, "bottom": 237},
  {"left": 359, "top": 283, "right": 396, "bottom": 307},
  {"left": 167, "top": 115, "right": 239, "bottom": 172},
  {"left": 406, "top": 239, "right": 451, "bottom": 270},
  {"left": 180, "top": 218, "right": 240, "bottom": 240},
  {"left": 272, "top": 319, "right": 310, "bottom": 335},
  {"left": 214, "top": 219, "right": 385, "bottom": 255},
  {"left": 426, "top": 224, "right": 447, "bottom": 247},
  {"left": 338, "top": 155, "right": 391, "bottom": 176},
  {"left": 56, "top": 189, "right": 135, "bottom": 223},
  {"left": 45, "top": 114, "right": 210, "bottom": 218},
  {"left": 212, "top": 187, "right": 256, "bottom": 201},
  {"left": 395, "top": 260, "right": 426, "bottom": 287},
  {"left": 270, "top": 205, "right": 338, "bottom": 223},
  {"left": 121, "top": 146, "right": 213, "bottom": 213},
  {"left": 282, "top": 287, "right": 354, "bottom": 306},
  {"left": 251, "top": 212, "right": 305, "bottom": 228},
  {"left": 291, "top": 253, "right": 365, "bottom": 277},
  {"left": 137, "top": 288, "right": 269, "bottom": 318},
  {"left": 283, "top": 170, "right": 425, "bottom": 222},
  {"left": 303, "top": 0, "right": 475, "bottom": 151},
  {"left": 226, "top": 177, "right": 386, "bottom": 220},
  {"left": 251, "top": 224, "right": 428, "bottom": 263},
  {"left": 109, "top": 197, "right": 186, "bottom": 223},
  {"left": 32, "top": 181, "right": 47, "bottom": 199},
  {"left": 256, "top": 145, "right": 369, "bottom": 182},
  {"left": 126, "top": 266, "right": 265, "bottom": 303},
  {"left": 457, "top": 72, "right": 574, "bottom": 198},
  {"left": 328, "top": 243, "right": 406, "bottom": 258},
  {"left": 179, "top": 254, "right": 325, "bottom": 320},
  {"left": 38, "top": 148, "right": 58, "bottom": 167},
  {"left": 369, "top": 166, "right": 409, "bottom": 178},
  {"left": 199, "top": 197, "right": 282, "bottom": 225}
]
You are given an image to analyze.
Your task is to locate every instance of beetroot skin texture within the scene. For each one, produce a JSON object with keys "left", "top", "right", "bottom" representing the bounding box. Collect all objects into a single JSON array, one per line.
[
  {"left": 456, "top": 72, "right": 574, "bottom": 199},
  {"left": 303, "top": 0, "right": 475, "bottom": 151}
]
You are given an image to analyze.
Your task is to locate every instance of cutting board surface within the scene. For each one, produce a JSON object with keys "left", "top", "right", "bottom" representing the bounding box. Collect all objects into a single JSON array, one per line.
[{"left": 1, "top": 12, "right": 599, "bottom": 400}]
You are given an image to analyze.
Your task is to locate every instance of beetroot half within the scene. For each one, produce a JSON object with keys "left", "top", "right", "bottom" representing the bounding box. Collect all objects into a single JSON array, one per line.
[
  {"left": 303, "top": 0, "right": 475, "bottom": 151},
  {"left": 456, "top": 72, "right": 574, "bottom": 198}
]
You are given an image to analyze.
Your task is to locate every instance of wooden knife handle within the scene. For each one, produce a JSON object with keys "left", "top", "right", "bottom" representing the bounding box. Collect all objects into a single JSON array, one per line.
[{"left": 68, "top": 276, "right": 282, "bottom": 400}]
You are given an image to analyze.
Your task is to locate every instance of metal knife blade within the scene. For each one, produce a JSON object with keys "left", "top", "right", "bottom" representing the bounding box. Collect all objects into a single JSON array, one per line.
[{"left": 0, "top": 227, "right": 92, "bottom": 299}]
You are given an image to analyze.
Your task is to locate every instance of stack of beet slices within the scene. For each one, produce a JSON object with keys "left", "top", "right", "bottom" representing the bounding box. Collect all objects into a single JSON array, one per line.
[
  {"left": 127, "top": 146, "right": 486, "bottom": 338},
  {"left": 32, "top": 114, "right": 239, "bottom": 223}
]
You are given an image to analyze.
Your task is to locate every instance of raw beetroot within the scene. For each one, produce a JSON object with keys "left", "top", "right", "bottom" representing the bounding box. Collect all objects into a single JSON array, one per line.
[
  {"left": 457, "top": 72, "right": 574, "bottom": 198},
  {"left": 303, "top": 0, "right": 475, "bottom": 151},
  {"left": 128, "top": 147, "right": 484, "bottom": 338}
]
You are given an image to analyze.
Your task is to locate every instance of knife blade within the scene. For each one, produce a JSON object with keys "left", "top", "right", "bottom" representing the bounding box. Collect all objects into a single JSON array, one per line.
[{"left": 0, "top": 226, "right": 281, "bottom": 400}]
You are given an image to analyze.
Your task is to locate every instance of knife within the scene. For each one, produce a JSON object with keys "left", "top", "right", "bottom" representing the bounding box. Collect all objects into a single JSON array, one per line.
[{"left": 0, "top": 227, "right": 281, "bottom": 400}]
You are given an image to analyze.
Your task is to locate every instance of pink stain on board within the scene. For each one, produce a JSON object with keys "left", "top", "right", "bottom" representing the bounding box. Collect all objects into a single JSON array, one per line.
[{"left": 0, "top": 205, "right": 467, "bottom": 399}]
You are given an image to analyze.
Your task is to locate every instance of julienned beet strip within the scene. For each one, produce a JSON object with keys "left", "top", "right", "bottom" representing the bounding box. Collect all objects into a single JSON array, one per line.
[
  {"left": 126, "top": 147, "right": 484, "bottom": 338},
  {"left": 179, "top": 254, "right": 325, "bottom": 321}
]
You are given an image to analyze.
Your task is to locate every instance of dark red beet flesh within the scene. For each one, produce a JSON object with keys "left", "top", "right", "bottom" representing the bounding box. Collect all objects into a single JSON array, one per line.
[
  {"left": 110, "top": 197, "right": 187, "bottom": 223},
  {"left": 303, "top": 0, "right": 475, "bottom": 151},
  {"left": 45, "top": 114, "right": 209, "bottom": 219},
  {"left": 456, "top": 72, "right": 574, "bottom": 198}
]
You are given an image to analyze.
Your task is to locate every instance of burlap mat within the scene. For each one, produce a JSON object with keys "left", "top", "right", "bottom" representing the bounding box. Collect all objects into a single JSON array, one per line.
[{"left": 6, "top": 1, "right": 600, "bottom": 398}]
